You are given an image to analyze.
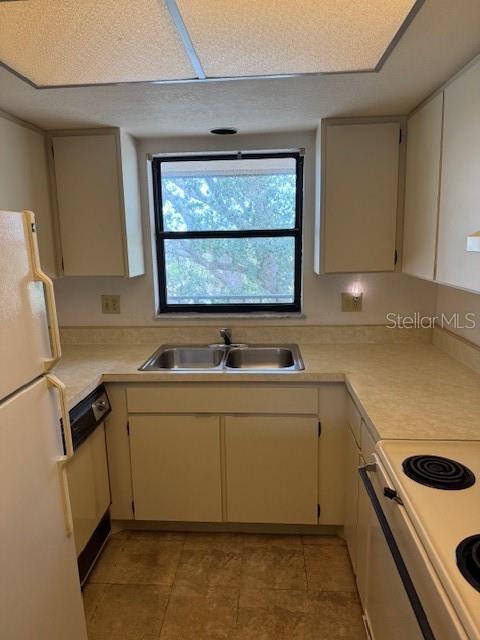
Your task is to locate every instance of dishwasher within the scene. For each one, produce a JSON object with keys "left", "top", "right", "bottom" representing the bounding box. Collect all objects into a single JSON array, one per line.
[{"left": 66, "top": 385, "right": 112, "bottom": 585}]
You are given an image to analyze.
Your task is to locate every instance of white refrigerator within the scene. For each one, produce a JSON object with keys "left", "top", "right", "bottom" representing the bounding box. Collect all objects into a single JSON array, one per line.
[{"left": 0, "top": 210, "right": 88, "bottom": 640}]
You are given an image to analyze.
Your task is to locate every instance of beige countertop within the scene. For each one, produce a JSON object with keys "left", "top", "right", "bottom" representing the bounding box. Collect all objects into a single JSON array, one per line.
[{"left": 53, "top": 342, "right": 480, "bottom": 442}]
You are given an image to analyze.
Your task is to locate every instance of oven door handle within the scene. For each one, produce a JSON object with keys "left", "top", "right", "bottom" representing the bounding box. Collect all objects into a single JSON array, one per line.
[{"left": 358, "top": 464, "right": 436, "bottom": 640}]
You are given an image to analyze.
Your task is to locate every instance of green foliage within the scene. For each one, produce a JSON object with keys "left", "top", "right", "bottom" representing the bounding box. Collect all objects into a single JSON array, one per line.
[
  {"left": 162, "top": 173, "right": 296, "bottom": 231},
  {"left": 161, "top": 173, "right": 296, "bottom": 304}
]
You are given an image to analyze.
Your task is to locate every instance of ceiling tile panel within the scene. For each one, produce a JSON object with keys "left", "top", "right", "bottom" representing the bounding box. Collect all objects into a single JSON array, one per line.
[
  {"left": 176, "top": 0, "right": 418, "bottom": 76},
  {"left": 0, "top": 0, "right": 195, "bottom": 86}
]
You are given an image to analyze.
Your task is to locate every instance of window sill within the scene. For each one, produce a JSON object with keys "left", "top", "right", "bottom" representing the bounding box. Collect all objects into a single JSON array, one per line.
[{"left": 153, "top": 312, "right": 306, "bottom": 321}]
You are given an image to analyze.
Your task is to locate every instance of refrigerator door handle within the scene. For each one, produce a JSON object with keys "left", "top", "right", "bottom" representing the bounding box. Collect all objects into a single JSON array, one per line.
[
  {"left": 47, "top": 374, "right": 74, "bottom": 536},
  {"left": 24, "top": 210, "right": 62, "bottom": 370}
]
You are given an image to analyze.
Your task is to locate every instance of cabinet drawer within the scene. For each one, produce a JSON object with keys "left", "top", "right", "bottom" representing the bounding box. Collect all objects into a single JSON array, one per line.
[
  {"left": 127, "top": 384, "right": 318, "bottom": 415},
  {"left": 347, "top": 393, "right": 362, "bottom": 447}
]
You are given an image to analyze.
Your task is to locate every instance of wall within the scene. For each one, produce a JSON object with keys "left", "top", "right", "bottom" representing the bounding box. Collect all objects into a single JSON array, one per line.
[
  {"left": 0, "top": 111, "right": 56, "bottom": 275},
  {"left": 54, "top": 130, "right": 437, "bottom": 326},
  {"left": 436, "top": 285, "right": 480, "bottom": 347}
]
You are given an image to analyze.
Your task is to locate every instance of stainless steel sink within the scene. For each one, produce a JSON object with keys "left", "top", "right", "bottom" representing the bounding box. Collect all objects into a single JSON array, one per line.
[
  {"left": 225, "top": 347, "right": 299, "bottom": 370},
  {"left": 139, "top": 344, "right": 304, "bottom": 372},
  {"left": 139, "top": 346, "right": 225, "bottom": 371}
]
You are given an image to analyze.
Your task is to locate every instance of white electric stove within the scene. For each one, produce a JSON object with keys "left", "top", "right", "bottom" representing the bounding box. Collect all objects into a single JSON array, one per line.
[{"left": 371, "top": 440, "right": 480, "bottom": 640}]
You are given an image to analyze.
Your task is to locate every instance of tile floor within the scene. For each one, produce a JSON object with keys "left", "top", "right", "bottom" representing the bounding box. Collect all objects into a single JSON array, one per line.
[{"left": 83, "top": 531, "right": 364, "bottom": 639}]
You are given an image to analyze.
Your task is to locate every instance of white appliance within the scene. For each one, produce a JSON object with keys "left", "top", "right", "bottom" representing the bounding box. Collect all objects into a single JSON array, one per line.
[
  {"left": 67, "top": 384, "right": 112, "bottom": 584},
  {"left": 0, "top": 210, "right": 88, "bottom": 640},
  {"left": 360, "top": 439, "right": 480, "bottom": 640}
]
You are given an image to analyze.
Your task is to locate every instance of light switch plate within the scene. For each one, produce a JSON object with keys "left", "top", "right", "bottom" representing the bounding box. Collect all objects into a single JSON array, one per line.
[
  {"left": 101, "top": 294, "right": 121, "bottom": 314},
  {"left": 342, "top": 292, "right": 362, "bottom": 312}
]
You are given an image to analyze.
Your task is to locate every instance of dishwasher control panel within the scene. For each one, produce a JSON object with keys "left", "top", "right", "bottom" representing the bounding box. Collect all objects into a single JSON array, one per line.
[{"left": 69, "top": 385, "right": 111, "bottom": 451}]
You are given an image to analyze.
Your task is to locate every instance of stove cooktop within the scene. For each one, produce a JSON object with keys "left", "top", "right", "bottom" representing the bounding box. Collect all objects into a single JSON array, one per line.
[
  {"left": 457, "top": 535, "right": 480, "bottom": 594},
  {"left": 377, "top": 440, "right": 480, "bottom": 640},
  {"left": 402, "top": 454, "right": 476, "bottom": 490}
]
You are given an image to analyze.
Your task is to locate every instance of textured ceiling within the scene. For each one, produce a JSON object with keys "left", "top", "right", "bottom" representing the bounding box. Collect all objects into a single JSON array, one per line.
[
  {"left": 0, "top": 0, "right": 195, "bottom": 85},
  {"left": 0, "top": 0, "right": 418, "bottom": 86},
  {"left": 177, "top": 0, "right": 416, "bottom": 76},
  {"left": 0, "top": 0, "right": 479, "bottom": 136}
]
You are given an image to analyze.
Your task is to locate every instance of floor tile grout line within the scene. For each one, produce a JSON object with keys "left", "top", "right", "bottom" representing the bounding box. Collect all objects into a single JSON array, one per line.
[
  {"left": 157, "top": 535, "right": 186, "bottom": 639},
  {"left": 302, "top": 543, "right": 310, "bottom": 591},
  {"left": 156, "top": 583, "right": 174, "bottom": 640},
  {"left": 86, "top": 531, "right": 362, "bottom": 637}
]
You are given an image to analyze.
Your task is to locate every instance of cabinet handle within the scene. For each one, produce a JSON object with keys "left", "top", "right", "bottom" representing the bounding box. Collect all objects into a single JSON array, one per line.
[
  {"left": 24, "top": 210, "right": 62, "bottom": 370},
  {"left": 47, "top": 374, "right": 74, "bottom": 536}
]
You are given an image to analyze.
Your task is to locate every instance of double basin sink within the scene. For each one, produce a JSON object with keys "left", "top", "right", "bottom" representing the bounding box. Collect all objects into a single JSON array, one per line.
[{"left": 139, "top": 344, "right": 304, "bottom": 372}]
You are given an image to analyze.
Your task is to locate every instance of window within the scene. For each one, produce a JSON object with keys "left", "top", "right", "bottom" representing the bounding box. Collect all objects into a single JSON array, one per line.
[{"left": 152, "top": 152, "right": 303, "bottom": 313}]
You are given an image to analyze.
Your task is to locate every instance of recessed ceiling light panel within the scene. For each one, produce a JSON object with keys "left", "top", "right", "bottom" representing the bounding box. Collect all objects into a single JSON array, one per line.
[
  {"left": 0, "top": 0, "right": 422, "bottom": 87},
  {"left": 0, "top": 0, "right": 195, "bottom": 86},
  {"left": 176, "top": 0, "right": 420, "bottom": 76}
]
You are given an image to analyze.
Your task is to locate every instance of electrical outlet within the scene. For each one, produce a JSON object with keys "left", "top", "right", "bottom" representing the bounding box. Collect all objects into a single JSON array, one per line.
[
  {"left": 341, "top": 292, "right": 363, "bottom": 312},
  {"left": 101, "top": 294, "right": 121, "bottom": 314}
]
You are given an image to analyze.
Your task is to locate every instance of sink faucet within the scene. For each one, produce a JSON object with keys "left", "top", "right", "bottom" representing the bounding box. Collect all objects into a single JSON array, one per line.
[{"left": 220, "top": 327, "right": 232, "bottom": 346}]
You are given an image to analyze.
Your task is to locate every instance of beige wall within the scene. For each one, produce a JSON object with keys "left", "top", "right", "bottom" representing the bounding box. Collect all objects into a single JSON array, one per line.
[
  {"left": 53, "top": 130, "right": 437, "bottom": 326},
  {"left": 0, "top": 112, "right": 56, "bottom": 275},
  {"left": 436, "top": 285, "right": 480, "bottom": 347}
]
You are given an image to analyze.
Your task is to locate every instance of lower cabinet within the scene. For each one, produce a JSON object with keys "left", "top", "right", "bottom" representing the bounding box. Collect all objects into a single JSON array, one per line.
[
  {"left": 128, "top": 413, "right": 319, "bottom": 525},
  {"left": 129, "top": 415, "right": 223, "bottom": 522},
  {"left": 224, "top": 416, "right": 319, "bottom": 525},
  {"left": 355, "top": 453, "right": 370, "bottom": 608},
  {"left": 113, "top": 384, "right": 328, "bottom": 526},
  {"left": 343, "top": 412, "right": 377, "bottom": 609},
  {"left": 343, "top": 426, "right": 361, "bottom": 572}
]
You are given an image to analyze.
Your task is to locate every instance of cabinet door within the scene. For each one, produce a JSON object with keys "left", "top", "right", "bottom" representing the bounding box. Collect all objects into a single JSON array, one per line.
[
  {"left": 403, "top": 93, "right": 444, "bottom": 280},
  {"left": 437, "top": 58, "right": 480, "bottom": 293},
  {"left": 355, "top": 454, "right": 371, "bottom": 608},
  {"left": 356, "top": 422, "right": 377, "bottom": 605},
  {"left": 0, "top": 116, "right": 57, "bottom": 276},
  {"left": 344, "top": 427, "right": 360, "bottom": 573},
  {"left": 224, "top": 416, "right": 318, "bottom": 524},
  {"left": 323, "top": 121, "right": 400, "bottom": 273},
  {"left": 52, "top": 134, "right": 125, "bottom": 276},
  {"left": 129, "top": 415, "right": 222, "bottom": 522}
]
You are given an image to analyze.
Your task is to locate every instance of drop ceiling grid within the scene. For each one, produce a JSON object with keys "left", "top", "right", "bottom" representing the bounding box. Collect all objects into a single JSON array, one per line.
[
  {"left": 0, "top": 0, "right": 479, "bottom": 135},
  {"left": 0, "top": 0, "right": 195, "bottom": 86},
  {"left": 0, "top": 0, "right": 419, "bottom": 87},
  {"left": 176, "top": 0, "right": 417, "bottom": 77}
]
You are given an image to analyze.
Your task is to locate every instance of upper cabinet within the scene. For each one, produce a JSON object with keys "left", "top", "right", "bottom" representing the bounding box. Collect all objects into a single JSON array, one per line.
[
  {"left": 48, "top": 129, "right": 144, "bottom": 277},
  {"left": 0, "top": 114, "right": 57, "bottom": 276},
  {"left": 436, "top": 58, "right": 480, "bottom": 293},
  {"left": 403, "top": 55, "right": 480, "bottom": 294},
  {"left": 315, "top": 119, "right": 402, "bottom": 274},
  {"left": 402, "top": 93, "right": 444, "bottom": 281}
]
